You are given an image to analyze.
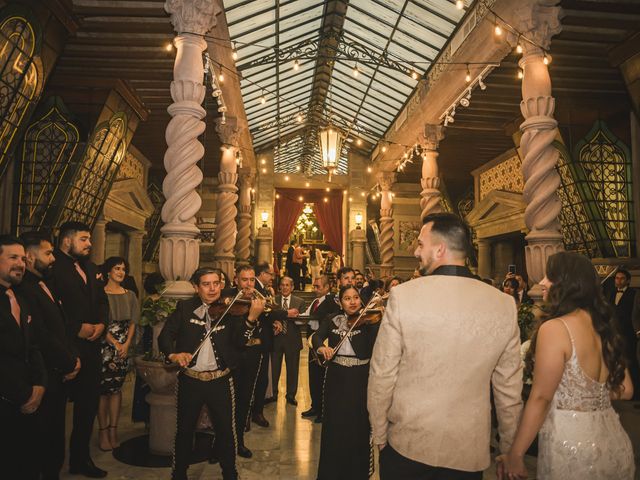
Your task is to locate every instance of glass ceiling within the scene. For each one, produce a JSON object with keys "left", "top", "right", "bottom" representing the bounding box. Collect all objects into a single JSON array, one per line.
[{"left": 223, "top": 0, "right": 468, "bottom": 174}]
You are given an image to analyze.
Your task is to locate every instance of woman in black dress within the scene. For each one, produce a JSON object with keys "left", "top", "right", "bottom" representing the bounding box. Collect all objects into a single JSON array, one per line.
[{"left": 312, "top": 286, "right": 380, "bottom": 480}]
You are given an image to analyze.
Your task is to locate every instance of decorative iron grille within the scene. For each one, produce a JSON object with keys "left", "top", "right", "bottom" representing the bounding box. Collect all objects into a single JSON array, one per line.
[
  {"left": 16, "top": 96, "right": 80, "bottom": 234},
  {"left": 56, "top": 112, "right": 128, "bottom": 228},
  {"left": 574, "top": 121, "right": 634, "bottom": 258},
  {"left": 0, "top": 8, "right": 43, "bottom": 178},
  {"left": 143, "top": 183, "right": 164, "bottom": 263}
]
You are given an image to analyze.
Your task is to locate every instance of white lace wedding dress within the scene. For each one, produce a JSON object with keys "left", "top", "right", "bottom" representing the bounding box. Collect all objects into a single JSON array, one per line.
[{"left": 537, "top": 320, "right": 635, "bottom": 479}]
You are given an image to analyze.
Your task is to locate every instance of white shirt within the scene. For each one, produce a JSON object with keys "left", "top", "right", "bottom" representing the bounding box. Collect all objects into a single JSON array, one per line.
[
  {"left": 191, "top": 304, "right": 219, "bottom": 372},
  {"left": 281, "top": 295, "right": 291, "bottom": 310},
  {"left": 615, "top": 286, "right": 627, "bottom": 306},
  {"left": 305, "top": 294, "right": 327, "bottom": 330}
]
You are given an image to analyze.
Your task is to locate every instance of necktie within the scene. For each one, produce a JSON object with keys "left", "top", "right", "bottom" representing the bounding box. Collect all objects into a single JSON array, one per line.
[
  {"left": 311, "top": 298, "right": 319, "bottom": 313},
  {"left": 39, "top": 281, "right": 55, "bottom": 303},
  {"left": 74, "top": 261, "right": 87, "bottom": 284},
  {"left": 6, "top": 289, "right": 21, "bottom": 326},
  {"left": 283, "top": 296, "right": 289, "bottom": 310}
]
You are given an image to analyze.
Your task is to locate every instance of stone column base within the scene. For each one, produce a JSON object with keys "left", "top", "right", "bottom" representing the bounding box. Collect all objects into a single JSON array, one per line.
[{"left": 525, "top": 230, "right": 564, "bottom": 301}]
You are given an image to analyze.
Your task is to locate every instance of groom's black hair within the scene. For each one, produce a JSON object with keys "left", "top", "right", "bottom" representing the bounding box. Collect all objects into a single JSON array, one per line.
[{"left": 422, "top": 212, "right": 473, "bottom": 259}]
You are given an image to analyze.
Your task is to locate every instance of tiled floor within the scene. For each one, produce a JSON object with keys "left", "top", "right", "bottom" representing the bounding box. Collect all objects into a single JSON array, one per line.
[{"left": 58, "top": 345, "right": 640, "bottom": 480}]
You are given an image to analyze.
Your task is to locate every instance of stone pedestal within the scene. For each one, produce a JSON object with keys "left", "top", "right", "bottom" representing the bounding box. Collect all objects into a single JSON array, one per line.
[
  {"left": 90, "top": 217, "right": 108, "bottom": 265},
  {"left": 349, "top": 228, "right": 366, "bottom": 273},
  {"left": 134, "top": 358, "right": 179, "bottom": 456},
  {"left": 256, "top": 226, "right": 273, "bottom": 265},
  {"left": 476, "top": 238, "right": 491, "bottom": 280}
]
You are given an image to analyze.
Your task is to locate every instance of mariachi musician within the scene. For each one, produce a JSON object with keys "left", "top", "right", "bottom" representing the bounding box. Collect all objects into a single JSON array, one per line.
[{"left": 158, "top": 267, "right": 262, "bottom": 480}]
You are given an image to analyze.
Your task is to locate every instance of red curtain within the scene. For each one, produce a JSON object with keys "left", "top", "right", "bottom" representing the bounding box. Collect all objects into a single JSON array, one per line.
[{"left": 275, "top": 188, "right": 343, "bottom": 256}]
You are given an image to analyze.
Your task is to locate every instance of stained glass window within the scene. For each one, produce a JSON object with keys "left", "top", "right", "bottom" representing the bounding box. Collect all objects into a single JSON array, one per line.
[
  {"left": 0, "top": 10, "right": 43, "bottom": 177},
  {"left": 57, "top": 113, "right": 128, "bottom": 228},
  {"left": 143, "top": 183, "right": 164, "bottom": 263},
  {"left": 16, "top": 97, "right": 80, "bottom": 234},
  {"left": 574, "top": 121, "right": 634, "bottom": 258}
]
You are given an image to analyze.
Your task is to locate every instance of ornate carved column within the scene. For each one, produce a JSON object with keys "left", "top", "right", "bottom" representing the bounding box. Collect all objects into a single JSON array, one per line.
[
  {"left": 476, "top": 238, "right": 492, "bottom": 280},
  {"left": 90, "top": 216, "right": 109, "bottom": 265},
  {"left": 377, "top": 172, "right": 396, "bottom": 278},
  {"left": 127, "top": 230, "right": 145, "bottom": 293},
  {"left": 212, "top": 119, "right": 240, "bottom": 280},
  {"left": 159, "top": 0, "right": 221, "bottom": 298},
  {"left": 235, "top": 171, "right": 255, "bottom": 266},
  {"left": 516, "top": 2, "right": 563, "bottom": 300},
  {"left": 419, "top": 124, "right": 445, "bottom": 220}
]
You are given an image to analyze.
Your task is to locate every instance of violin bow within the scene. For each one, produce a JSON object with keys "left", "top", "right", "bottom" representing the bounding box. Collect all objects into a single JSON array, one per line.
[
  {"left": 319, "top": 292, "right": 383, "bottom": 367},
  {"left": 189, "top": 290, "right": 244, "bottom": 363}
]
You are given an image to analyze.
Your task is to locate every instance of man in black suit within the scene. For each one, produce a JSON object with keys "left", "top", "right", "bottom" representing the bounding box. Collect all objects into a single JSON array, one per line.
[
  {"left": 251, "top": 263, "right": 285, "bottom": 428},
  {"left": 301, "top": 274, "right": 340, "bottom": 423},
  {"left": 612, "top": 269, "right": 639, "bottom": 400},
  {"left": 159, "top": 267, "right": 255, "bottom": 480},
  {"left": 50, "top": 221, "right": 108, "bottom": 478},
  {"left": 17, "top": 231, "right": 81, "bottom": 480},
  {"left": 272, "top": 276, "right": 306, "bottom": 405},
  {"left": 0, "top": 235, "right": 47, "bottom": 480}
]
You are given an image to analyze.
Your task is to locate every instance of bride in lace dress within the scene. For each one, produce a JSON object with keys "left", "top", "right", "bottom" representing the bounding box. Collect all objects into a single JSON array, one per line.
[{"left": 498, "top": 252, "right": 635, "bottom": 480}]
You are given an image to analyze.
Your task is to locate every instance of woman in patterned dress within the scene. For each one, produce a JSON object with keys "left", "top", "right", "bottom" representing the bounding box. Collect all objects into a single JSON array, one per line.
[{"left": 97, "top": 256, "right": 138, "bottom": 451}]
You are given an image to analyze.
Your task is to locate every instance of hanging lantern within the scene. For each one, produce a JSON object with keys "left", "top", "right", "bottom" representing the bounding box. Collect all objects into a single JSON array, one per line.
[{"left": 318, "top": 124, "right": 344, "bottom": 182}]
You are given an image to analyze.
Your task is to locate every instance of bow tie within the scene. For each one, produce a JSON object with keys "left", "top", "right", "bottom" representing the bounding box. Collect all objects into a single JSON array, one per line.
[{"left": 617, "top": 289, "right": 625, "bottom": 293}]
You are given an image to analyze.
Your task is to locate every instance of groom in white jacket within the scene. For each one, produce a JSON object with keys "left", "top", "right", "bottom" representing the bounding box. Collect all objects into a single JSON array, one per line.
[{"left": 368, "top": 212, "right": 523, "bottom": 479}]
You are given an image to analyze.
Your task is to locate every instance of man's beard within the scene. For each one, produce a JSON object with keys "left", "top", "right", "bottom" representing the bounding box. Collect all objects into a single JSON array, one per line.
[
  {"left": 419, "top": 256, "right": 435, "bottom": 276},
  {"left": 7, "top": 268, "right": 24, "bottom": 285},
  {"left": 70, "top": 244, "right": 90, "bottom": 259},
  {"left": 35, "top": 259, "right": 53, "bottom": 279}
]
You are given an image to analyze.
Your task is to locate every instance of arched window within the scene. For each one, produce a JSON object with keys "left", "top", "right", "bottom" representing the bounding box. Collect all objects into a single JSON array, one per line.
[
  {"left": 16, "top": 97, "right": 80, "bottom": 233},
  {"left": 574, "top": 121, "right": 634, "bottom": 257},
  {"left": 58, "top": 112, "right": 129, "bottom": 227},
  {"left": 0, "top": 9, "right": 43, "bottom": 177}
]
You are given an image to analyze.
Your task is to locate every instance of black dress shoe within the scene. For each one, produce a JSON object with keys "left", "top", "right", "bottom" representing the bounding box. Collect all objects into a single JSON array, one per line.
[
  {"left": 286, "top": 397, "right": 298, "bottom": 406},
  {"left": 69, "top": 459, "right": 107, "bottom": 478},
  {"left": 237, "top": 445, "right": 253, "bottom": 458},
  {"left": 301, "top": 408, "right": 317, "bottom": 418},
  {"left": 264, "top": 396, "right": 277, "bottom": 404},
  {"left": 314, "top": 415, "right": 323, "bottom": 424},
  {"left": 252, "top": 413, "right": 270, "bottom": 427}
]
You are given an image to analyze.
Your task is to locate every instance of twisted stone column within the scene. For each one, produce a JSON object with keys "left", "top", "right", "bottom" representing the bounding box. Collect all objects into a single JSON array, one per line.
[
  {"left": 419, "top": 124, "right": 445, "bottom": 220},
  {"left": 516, "top": 1, "right": 563, "bottom": 300},
  {"left": 235, "top": 172, "right": 255, "bottom": 266},
  {"left": 159, "top": 0, "right": 220, "bottom": 298},
  {"left": 377, "top": 172, "right": 396, "bottom": 278},
  {"left": 213, "top": 119, "right": 240, "bottom": 280}
]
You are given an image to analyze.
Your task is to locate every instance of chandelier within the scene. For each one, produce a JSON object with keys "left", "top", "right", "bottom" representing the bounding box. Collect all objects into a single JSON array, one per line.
[{"left": 318, "top": 124, "right": 343, "bottom": 182}]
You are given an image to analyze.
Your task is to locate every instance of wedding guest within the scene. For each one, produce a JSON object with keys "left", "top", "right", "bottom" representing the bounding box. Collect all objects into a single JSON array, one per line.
[
  {"left": 97, "top": 257, "right": 138, "bottom": 451},
  {"left": 310, "top": 246, "right": 323, "bottom": 283},
  {"left": 612, "top": 269, "right": 640, "bottom": 400},
  {"left": 498, "top": 251, "right": 634, "bottom": 480},
  {"left": 384, "top": 276, "right": 402, "bottom": 292},
  {"left": 369, "top": 213, "right": 522, "bottom": 479},
  {"left": 503, "top": 277, "right": 521, "bottom": 305},
  {"left": 514, "top": 274, "right": 532, "bottom": 304},
  {"left": 17, "top": 232, "right": 80, "bottom": 480},
  {"left": 0, "top": 235, "right": 46, "bottom": 480},
  {"left": 51, "top": 221, "right": 109, "bottom": 478},
  {"left": 313, "top": 286, "right": 379, "bottom": 479}
]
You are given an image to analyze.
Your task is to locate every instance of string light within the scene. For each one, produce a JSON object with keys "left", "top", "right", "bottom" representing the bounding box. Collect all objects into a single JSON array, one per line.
[
  {"left": 298, "top": 196, "right": 304, "bottom": 201},
  {"left": 516, "top": 40, "right": 523, "bottom": 54},
  {"left": 360, "top": 192, "right": 366, "bottom": 197},
  {"left": 284, "top": 175, "right": 290, "bottom": 181},
  {"left": 517, "top": 68, "right": 524, "bottom": 79},
  {"left": 232, "top": 42, "right": 238, "bottom": 60},
  {"left": 455, "top": 0, "right": 464, "bottom": 9},
  {"left": 260, "top": 91, "right": 266, "bottom": 104},
  {"left": 305, "top": 182, "right": 310, "bottom": 187},
  {"left": 293, "top": 58, "right": 300, "bottom": 71},
  {"left": 367, "top": 166, "right": 372, "bottom": 173},
  {"left": 381, "top": 145, "right": 387, "bottom": 153},
  {"left": 465, "top": 64, "right": 471, "bottom": 83},
  {"left": 296, "top": 165, "right": 301, "bottom": 171},
  {"left": 296, "top": 112, "right": 303, "bottom": 123},
  {"left": 325, "top": 187, "right": 330, "bottom": 192},
  {"left": 343, "top": 190, "right": 347, "bottom": 194},
  {"left": 276, "top": 193, "right": 280, "bottom": 199},
  {"left": 411, "top": 71, "right": 419, "bottom": 80},
  {"left": 348, "top": 197, "right": 353, "bottom": 202},
  {"left": 165, "top": 42, "right": 173, "bottom": 51},
  {"left": 323, "top": 197, "right": 329, "bottom": 203},
  {"left": 356, "top": 138, "right": 363, "bottom": 146},
  {"left": 218, "top": 73, "right": 224, "bottom": 82},
  {"left": 260, "top": 158, "right": 266, "bottom": 165},
  {"left": 261, "top": 168, "right": 267, "bottom": 174},
  {"left": 494, "top": 16, "right": 503, "bottom": 37},
  {"left": 352, "top": 63, "right": 359, "bottom": 77}
]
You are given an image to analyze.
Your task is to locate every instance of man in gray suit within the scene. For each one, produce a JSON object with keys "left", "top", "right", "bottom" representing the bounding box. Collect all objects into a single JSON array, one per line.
[{"left": 272, "top": 276, "right": 306, "bottom": 405}]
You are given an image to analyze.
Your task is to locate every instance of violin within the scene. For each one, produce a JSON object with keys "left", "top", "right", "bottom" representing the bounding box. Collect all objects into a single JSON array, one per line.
[
  {"left": 347, "top": 307, "right": 384, "bottom": 327},
  {"left": 207, "top": 290, "right": 281, "bottom": 318}
]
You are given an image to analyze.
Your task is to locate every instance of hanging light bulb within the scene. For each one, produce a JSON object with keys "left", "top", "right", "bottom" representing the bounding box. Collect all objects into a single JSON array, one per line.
[
  {"left": 356, "top": 138, "right": 363, "bottom": 146},
  {"left": 517, "top": 68, "right": 524, "bottom": 79},
  {"left": 352, "top": 63, "right": 359, "bottom": 77},
  {"left": 232, "top": 42, "right": 238, "bottom": 60},
  {"left": 465, "top": 64, "right": 471, "bottom": 83},
  {"left": 165, "top": 42, "right": 173, "bottom": 52},
  {"left": 455, "top": 0, "right": 464, "bottom": 9},
  {"left": 293, "top": 58, "right": 300, "bottom": 71},
  {"left": 516, "top": 43, "right": 523, "bottom": 54},
  {"left": 296, "top": 112, "right": 303, "bottom": 123},
  {"left": 411, "top": 70, "right": 419, "bottom": 80},
  {"left": 305, "top": 182, "right": 310, "bottom": 187},
  {"left": 494, "top": 16, "right": 503, "bottom": 37},
  {"left": 260, "top": 91, "right": 266, "bottom": 104},
  {"left": 381, "top": 145, "right": 387, "bottom": 153},
  {"left": 218, "top": 72, "right": 224, "bottom": 82},
  {"left": 367, "top": 166, "right": 372, "bottom": 173},
  {"left": 296, "top": 165, "right": 301, "bottom": 171}
]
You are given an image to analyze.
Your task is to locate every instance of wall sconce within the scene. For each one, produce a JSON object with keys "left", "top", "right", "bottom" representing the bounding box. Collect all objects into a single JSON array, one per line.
[
  {"left": 261, "top": 211, "right": 269, "bottom": 227},
  {"left": 355, "top": 212, "right": 363, "bottom": 229}
]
